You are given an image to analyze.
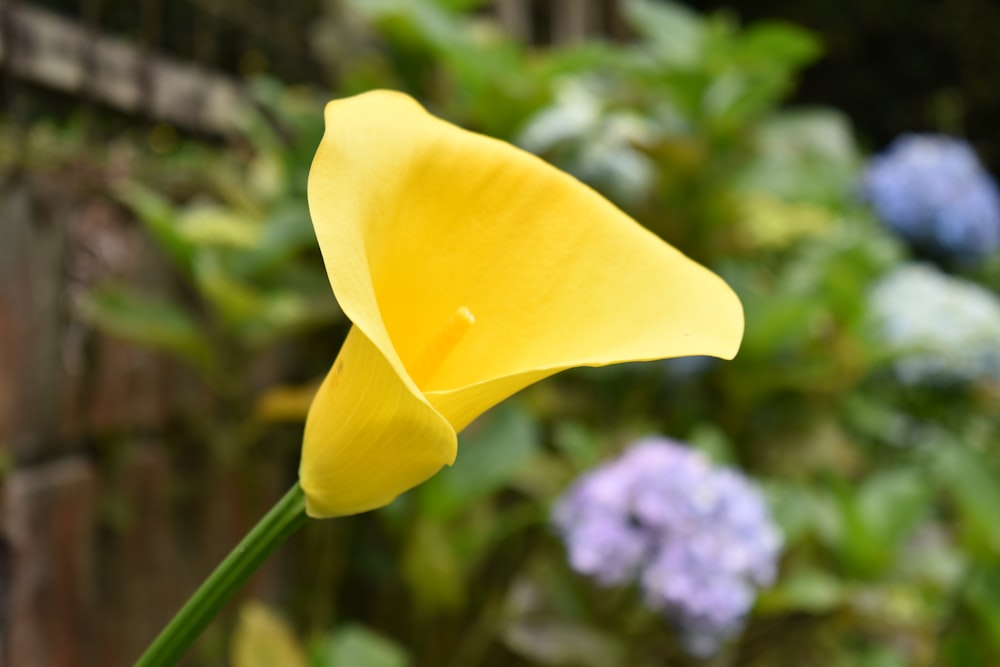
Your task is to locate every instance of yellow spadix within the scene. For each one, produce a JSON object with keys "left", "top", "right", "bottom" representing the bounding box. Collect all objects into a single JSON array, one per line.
[{"left": 300, "top": 90, "right": 743, "bottom": 517}]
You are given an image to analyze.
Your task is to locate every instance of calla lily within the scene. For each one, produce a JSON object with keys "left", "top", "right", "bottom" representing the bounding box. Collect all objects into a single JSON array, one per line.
[{"left": 300, "top": 90, "right": 743, "bottom": 518}]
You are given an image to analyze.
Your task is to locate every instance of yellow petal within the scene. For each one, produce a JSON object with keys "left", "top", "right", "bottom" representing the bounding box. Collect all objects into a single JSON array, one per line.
[
  {"left": 300, "top": 327, "right": 456, "bottom": 517},
  {"left": 308, "top": 90, "right": 743, "bottom": 434}
]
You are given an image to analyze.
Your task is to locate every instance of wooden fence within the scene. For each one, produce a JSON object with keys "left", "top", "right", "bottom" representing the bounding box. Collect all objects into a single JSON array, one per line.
[{"left": 0, "top": 168, "right": 298, "bottom": 666}]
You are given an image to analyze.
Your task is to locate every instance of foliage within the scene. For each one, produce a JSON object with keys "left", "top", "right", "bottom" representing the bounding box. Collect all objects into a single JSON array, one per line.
[
  {"left": 231, "top": 603, "right": 411, "bottom": 667},
  {"left": 66, "top": 82, "right": 344, "bottom": 465},
  {"left": 39, "top": 0, "right": 1000, "bottom": 665}
]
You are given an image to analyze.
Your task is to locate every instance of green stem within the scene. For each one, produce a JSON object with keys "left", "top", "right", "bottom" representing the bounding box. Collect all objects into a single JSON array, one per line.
[{"left": 135, "top": 483, "right": 308, "bottom": 666}]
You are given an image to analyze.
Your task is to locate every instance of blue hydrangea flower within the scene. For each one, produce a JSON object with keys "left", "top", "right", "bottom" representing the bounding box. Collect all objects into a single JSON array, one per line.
[
  {"left": 552, "top": 437, "right": 783, "bottom": 656},
  {"left": 869, "top": 263, "right": 1000, "bottom": 385},
  {"left": 861, "top": 134, "right": 1000, "bottom": 263}
]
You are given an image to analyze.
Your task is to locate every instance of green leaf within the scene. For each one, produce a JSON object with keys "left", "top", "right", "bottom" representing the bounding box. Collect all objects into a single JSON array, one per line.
[
  {"left": 757, "top": 567, "right": 845, "bottom": 614},
  {"left": 963, "top": 566, "right": 1000, "bottom": 657},
  {"left": 230, "top": 202, "right": 317, "bottom": 278},
  {"left": 764, "top": 481, "right": 834, "bottom": 545},
  {"left": 623, "top": 0, "right": 704, "bottom": 67},
  {"left": 256, "top": 291, "right": 341, "bottom": 339},
  {"left": 740, "top": 22, "right": 820, "bottom": 70},
  {"left": 400, "top": 516, "right": 466, "bottom": 613},
  {"left": 175, "top": 204, "right": 263, "bottom": 248},
  {"left": 829, "top": 469, "right": 930, "bottom": 579},
  {"left": 848, "top": 645, "right": 916, "bottom": 667},
  {"left": 433, "top": 0, "right": 487, "bottom": 11},
  {"left": 417, "top": 403, "right": 540, "bottom": 519},
  {"left": 77, "top": 286, "right": 213, "bottom": 373},
  {"left": 193, "top": 253, "right": 267, "bottom": 329},
  {"left": 112, "top": 182, "right": 195, "bottom": 272},
  {"left": 855, "top": 469, "right": 930, "bottom": 546},
  {"left": 685, "top": 422, "right": 736, "bottom": 464},
  {"left": 313, "top": 625, "right": 410, "bottom": 667},
  {"left": 503, "top": 619, "right": 626, "bottom": 667},
  {"left": 741, "top": 109, "right": 860, "bottom": 202},
  {"left": 934, "top": 443, "right": 1000, "bottom": 558},
  {"left": 344, "top": 0, "right": 471, "bottom": 56},
  {"left": 551, "top": 420, "right": 603, "bottom": 470}
]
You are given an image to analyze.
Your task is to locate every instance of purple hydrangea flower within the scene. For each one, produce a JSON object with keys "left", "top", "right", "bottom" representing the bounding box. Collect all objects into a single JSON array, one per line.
[
  {"left": 861, "top": 134, "right": 1000, "bottom": 263},
  {"left": 552, "top": 437, "right": 782, "bottom": 657}
]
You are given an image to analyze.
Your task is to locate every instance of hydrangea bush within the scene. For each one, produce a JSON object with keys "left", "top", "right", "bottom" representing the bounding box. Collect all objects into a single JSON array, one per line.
[
  {"left": 868, "top": 263, "right": 1000, "bottom": 385},
  {"left": 862, "top": 134, "right": 1000, "bottom": 263},
  {"left": 553, "top": 437, "right": 782, "bottom": 656}
]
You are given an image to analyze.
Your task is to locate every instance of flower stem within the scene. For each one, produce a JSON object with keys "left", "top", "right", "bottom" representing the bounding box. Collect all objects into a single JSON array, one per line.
[{"left": 135, "top": 482, "right": 308, "bottom": 666}]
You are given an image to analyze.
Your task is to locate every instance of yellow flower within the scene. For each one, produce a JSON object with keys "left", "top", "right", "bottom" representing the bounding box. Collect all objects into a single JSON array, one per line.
[{"left": 300, "top": 90, "right": 743, "bottom": 518}]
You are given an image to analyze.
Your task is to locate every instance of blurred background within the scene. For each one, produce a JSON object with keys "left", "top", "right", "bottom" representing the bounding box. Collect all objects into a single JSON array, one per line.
[{"left": 4, "top": 0, "right": 1000, "bottom": 665}]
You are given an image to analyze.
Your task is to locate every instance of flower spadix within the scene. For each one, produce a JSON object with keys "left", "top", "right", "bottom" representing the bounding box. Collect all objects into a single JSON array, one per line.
[{"left": 300, "top": 90, "right": 743, "bottom": 518}]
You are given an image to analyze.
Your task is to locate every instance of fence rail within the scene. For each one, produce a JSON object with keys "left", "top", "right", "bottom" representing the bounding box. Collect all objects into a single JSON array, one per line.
[{"left": 1, "top": 2, "right": 245, "bottom": 134}]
